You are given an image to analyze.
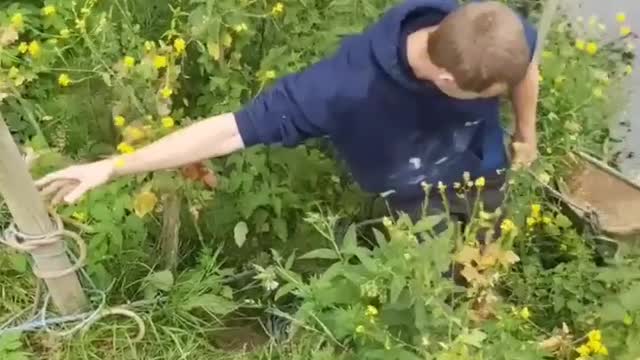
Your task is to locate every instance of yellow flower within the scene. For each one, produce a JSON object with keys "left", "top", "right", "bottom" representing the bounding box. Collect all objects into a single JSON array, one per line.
[
  {"left": 60, "top": 28, "right": 71, "bottom": 38},
  {"left": 174, "top": 37, "right": 186, "bottom": 55},
  {"left": 144, "top": 41, "right": 155, "bottom": 52},
  {"left": 500, "top": 219, "right": 516, "bottom": 233},
  {"left": 593, "top": 87, "right": 604, "bottom": 99},
  {"left": 576, "top": 344, "right": 591, "bottom": 357},
  {"left": 271, "top": 2, "right": 285, "bottom": 16},
  {"left": 161, "top": 116, "right": 175, "bottom": 129},
  {"left": 124, "top": 56, "right": 135, "bottom": 69},
  {"left": 531, "top": 204, "right": 542, "bottom": 218},
  {"left": 620, "top": 26, "right": 632, "bottom": 37},
  {"left": 153, "top": 55, "right": 168, "bottom": 69},
  {"left": 71, "top": 211, "right": 87, "bottom": 222},
  {"left": 160, "top": 86, "right": 173, "bottom": 99},
  {"left": 42, "top": 5, "right": 56, "bottom": 16},
  {"left": 382, "top": 217, "right": 392, "bottom": 227},
  {"left": 624, "top": 313, "right": 634, "bottom": 326},
  {"left": 575, "top": 39, "right": 586, "bottom": 51},
  {"left": 526, "top": 216, "right": 537, "bottom": 228},
  {"left": 18, "top": 42, "right": 28, "bottom": 54},
  {"left": 124, "top": 126, "right": 145, "bottom": 141},
  {"left": 355, "top": 325, "right": 365, "bottom": 334},
  {"left": 475, "top": 177, "right": 486, "bottom": 188},
  {"left": 587, "top": 329, "right": 602, "bottom": 342},
  {"left": 542, "top": 216, "right": 552, "bottom": 225},
  {"left": 234, "top": 23, "right": 249, "bottom": 32},
  {"left": 589, "top": 341, "right": 608, "bottom": 355},
  {"left": 10, "top": 13, "right": 24, "bottom": 30},
  {"left": 264, "top": 70, "right": 277, "bottom": 80},
  {"left": 58, "top": 73, "right": 72, "bottom": 87},
  {"left": 365, "top": 305, "right": 379, "bottom": 317},
  {"left": 437, "top": 181, "right": 447, "bottom": 192},
  {"left": 586, "top": 42, "right": 598, "bottom": 55},
  {"left": 616, "top": 12, "right": 627, "bottom": 23},
  {"left": 28, "top": 41, "right": 41, "bottom": 57},
  {"left": 114, "top": 115, "right": 126, "bottom": 127},
  {"left": 519, "top": 307, "right": 530, "bottom": 320},
  {"left": 625, "top": 65, "right": 633, "bottom": 75},
  {"left": 117, "top": 142, "right": 135, "bottom": 154}
]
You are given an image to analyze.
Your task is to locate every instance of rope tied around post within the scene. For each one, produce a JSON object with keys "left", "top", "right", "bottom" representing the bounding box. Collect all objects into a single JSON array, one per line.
[{"left": 0, "top": 214, "right": 87, "bottom": 279}]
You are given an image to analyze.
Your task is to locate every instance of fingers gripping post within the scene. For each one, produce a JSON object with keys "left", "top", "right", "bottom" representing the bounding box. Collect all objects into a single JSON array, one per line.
[{"left": 0, "top": 116, "right": 87, "bottom": 314}]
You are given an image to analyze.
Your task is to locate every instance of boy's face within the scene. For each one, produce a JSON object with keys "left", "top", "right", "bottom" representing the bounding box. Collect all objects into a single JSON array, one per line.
[{"left": 432, "top": 72, "right": 508, "bottom": 100}]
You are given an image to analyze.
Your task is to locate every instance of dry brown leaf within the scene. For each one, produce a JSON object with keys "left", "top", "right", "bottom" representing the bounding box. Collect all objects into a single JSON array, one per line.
[
  {"left": 0, "top": 26, "right": 18, "bottom": 46},
  {"left": 455, "top": 245, "right": 480, "bottom": 265},
  {"left": 460, "top": 265, "right": 487, "bottom": 286}
]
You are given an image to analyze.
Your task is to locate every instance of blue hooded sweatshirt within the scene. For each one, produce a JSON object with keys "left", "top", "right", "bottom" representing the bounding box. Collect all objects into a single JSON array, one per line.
[{"left": 235, "top": 0, "right": 537, "bottom": 200}]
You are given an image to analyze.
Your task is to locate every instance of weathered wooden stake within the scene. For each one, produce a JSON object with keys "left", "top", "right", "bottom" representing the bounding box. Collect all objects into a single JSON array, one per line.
[
  {"left": 0, "top": 117, "right": 87, "bottom": 315},
  {"left": 158, "top": 191, "right": 182, "bottom": 272}
]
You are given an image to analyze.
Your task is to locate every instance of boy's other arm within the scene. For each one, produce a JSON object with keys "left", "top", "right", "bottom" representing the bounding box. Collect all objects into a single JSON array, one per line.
[{"left": 510, "top": 61, "right": 540, "bottom": 168}]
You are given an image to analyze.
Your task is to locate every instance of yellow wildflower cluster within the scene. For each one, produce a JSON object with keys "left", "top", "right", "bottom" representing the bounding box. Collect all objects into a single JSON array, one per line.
[
  {"left": 42, "top": 5, "right": 57, "bottom": 17},
  {"left": 576, "top": 329, "right": 608, "bottom": 359},
  {"left": 616, "top": 12, "right": 633, "bottom": 37},
  {"left": 153, "top": 55, "right": 168, "bottom": 69},
  {"left": 58, "top": 73, "right": 72, "bottom": 87},
  {"left": 124, "top": 56, "right": 135, "bottom": 69},
  {"left": 114, "top": 115, "right": 126, "bottom": 127},
  {"left": 160, "top": 86, "right": 173, "bottom": 99},
  {"left": 234, "top": 23, "right": 249, "bottom": 33},
  {"left": 526, "top": 204, "right": 551, "bottom": 229},
  {"left": 174, "top": 37, "right": 186, "bottom": 55},
  {"left": 271, "top": 2, "right": 285, "bottom": 16},
  {"left": 117, "top": 142, "right": 135, "bottom": 154},
  {"left": 161, "top": 116, "right": 175, "bottom": 129},
  {"left": 500, "top": 219, "right": 516, "bottom": 234},
  {"left": 575, "top": 39, "right": 598, "bottom": 56},
  {"left": 11, "top": 13, "right": 24, "bottom": 30}
]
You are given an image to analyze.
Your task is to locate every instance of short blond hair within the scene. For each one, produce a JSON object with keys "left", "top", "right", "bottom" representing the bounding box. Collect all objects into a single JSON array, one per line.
[{"left": 427, "top": 1, "right": 531, "bottom": 92}]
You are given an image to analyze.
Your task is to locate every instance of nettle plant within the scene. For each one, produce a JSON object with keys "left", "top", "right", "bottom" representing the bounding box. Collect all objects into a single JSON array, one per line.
[{"left": 269, "top": 183, "right": 543, "bottom": 359}]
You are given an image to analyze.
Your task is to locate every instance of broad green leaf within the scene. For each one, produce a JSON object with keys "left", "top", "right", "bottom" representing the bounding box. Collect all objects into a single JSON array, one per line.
[
  {"left": 458, "top": 329, "right": 487, "bottom": 348},
  {"left": 233, "top": 221, "right": 249, "bottom": 248},
  {"left": 600, "top": 300, "right": 627, "bottom": 322},
  {"left": 389, "top": 276, "right": 406, "bottom": 303},
  {"left": 413, "top": 215, "right": 445, "bottom": 233},
  {"left": 146, "top": 270, "right": 174, "bottom": 292},
  {"left": 341, "top": 224, "right": 357, "bottom": 253},
  {"left": 180, "top": 294, "right": 238, "bottom": 315},
  {"left": 133, "top": 191, "right": 158, "bottom": 218},
  {"left": 90, "top": 203, "right": 113, "bottom": 222},
  {"left": 373, "top": 228, "right": 387, "bottom": 248},
  {"left": 272, "top": 218, "right": 288, "bottom": 241},
  {"left": 275, "top": 282, "right": 297, "bottom": 300},
  {"left": 555, "top": 214, "right": 572, "bottom": 229},
  {"left": 620, "top": 283, "right": 640, "bottom": 311},
  {"left": 299, "top": 248, "right": 339, "bottom": 260}
]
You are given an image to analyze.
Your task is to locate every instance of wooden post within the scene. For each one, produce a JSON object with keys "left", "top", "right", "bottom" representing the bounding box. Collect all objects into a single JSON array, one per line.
[
  {"left": 158, "top": 191, "right": 182, "bottom": 272},
  {"left": 0, "top": 117, "right": 87, "bottom": 314}
]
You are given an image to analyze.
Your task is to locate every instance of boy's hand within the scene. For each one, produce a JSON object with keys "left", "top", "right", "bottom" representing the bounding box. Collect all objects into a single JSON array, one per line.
[
  {"left": 36, "top": 159, "right": 116, "bottom": 205},
  {"left": 510, "top": 139, "right": 538, "bottom": 169}
]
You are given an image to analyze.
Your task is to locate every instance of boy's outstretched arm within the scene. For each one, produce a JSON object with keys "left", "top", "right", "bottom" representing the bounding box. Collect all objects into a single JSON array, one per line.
[
  {"left": 510, "top": 61, "right": 540, "bottom": 168},
  {"left": 36, "top": 113, "right": 245, "bottom": 204}
]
